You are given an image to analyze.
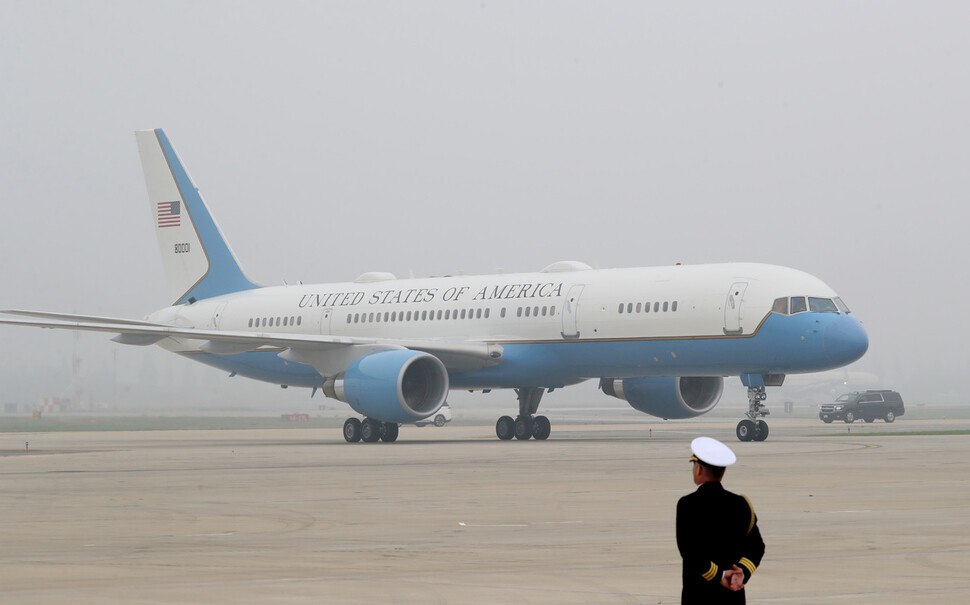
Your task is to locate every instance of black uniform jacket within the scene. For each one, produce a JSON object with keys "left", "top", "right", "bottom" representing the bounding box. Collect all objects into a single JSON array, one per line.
[{"left": 676, "top": 481, "right": 765, "bottom": 604}]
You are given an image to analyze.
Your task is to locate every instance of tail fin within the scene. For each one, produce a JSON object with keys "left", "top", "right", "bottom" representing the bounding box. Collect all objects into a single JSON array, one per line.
[{"left": 135, "top": 129, "right": 260, "bottom": 305}]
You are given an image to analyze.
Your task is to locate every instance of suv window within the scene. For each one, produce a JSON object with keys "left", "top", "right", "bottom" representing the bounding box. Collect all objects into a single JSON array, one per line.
[{"left": 860, "top": 394, "right": 883, "bottom": 403}]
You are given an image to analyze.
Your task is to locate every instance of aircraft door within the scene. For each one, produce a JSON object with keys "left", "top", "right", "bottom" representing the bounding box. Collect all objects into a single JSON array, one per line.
[
  {"left": 319, "top": 308, "right": 333, "bottom": 335},
  {"left": 561, "top": 285, "right": 585, "bottom": 339},
  {"left": 723, "top": 282, "right": 748, "bottom": 335}
]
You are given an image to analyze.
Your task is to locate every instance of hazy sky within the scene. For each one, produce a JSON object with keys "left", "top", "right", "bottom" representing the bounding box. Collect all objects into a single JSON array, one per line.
[{"left": 2, "top": 2, "right": 968, "bottom": 409}]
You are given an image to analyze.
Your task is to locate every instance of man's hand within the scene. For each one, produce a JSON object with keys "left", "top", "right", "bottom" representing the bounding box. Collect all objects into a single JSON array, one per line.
[{"left": 719, "top": 564, "right": 745, "bottom": 591}]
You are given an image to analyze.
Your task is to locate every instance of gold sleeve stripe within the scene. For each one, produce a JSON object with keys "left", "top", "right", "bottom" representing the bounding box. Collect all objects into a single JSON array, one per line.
[
  {"left": 742, "top": 494, "right": 756, "bottom": 535},
  {"left": 738, "top": 557, "right": 757, "bottom": 575},
  {"left": 702, "top": 561, "right": 719, "bottom": 582}
]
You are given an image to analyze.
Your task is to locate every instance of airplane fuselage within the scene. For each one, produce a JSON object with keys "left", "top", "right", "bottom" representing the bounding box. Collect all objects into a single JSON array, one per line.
[{"left": 150, "top": 261, "right": 867, "bottom": 390}]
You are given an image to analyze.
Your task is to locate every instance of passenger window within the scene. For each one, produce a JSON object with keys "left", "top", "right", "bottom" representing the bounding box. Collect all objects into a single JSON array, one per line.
[
  {"left": 525, "top": 307, "right": 531, "bottom": 317},
  {"left": 517, "top": 307, "right": 523, "bottom": 317},
  {"left": 461, "top": 309, "right": 467, "bottom": 319},
  {"left": 422, "top": 311, "right": 427, "bottom": 320},
  {"left": 541, "top": 306, "right": 547, "bottom": 317},
  {"left": 636, "top": 303, "right": 642, "bottom": 313},
  {"left": 384, "top": 312, "right": 389, "bottom": 322},
  {"left": 772, "top": 298, "right": 788, "bottom": 314},
  {"left": 663, "top": 302, "right": 668, "bottom": 312},
  {"left": 485, "top": 308, "right": 490, "bottom": 318},
  {"left": 445, "top": 310, "right": 451, "bottom": 320},
  {"left": 346, "top": 314, "right": 352, "bottom": 324},
  {"left": 248, "top": 318, "right": 253, "bottom": 327},
  {"left": 476, "top": 309, "right": 482, "bottom": 319},
  {"left": 501, "top": 308, "right": 507, "bottom": 318},
  {"left": 549, "top": 306, "right": 555, "bottom": 316},
  {"left": 672, "top": 301, "right": 678, "bottom": 312},
  {"left": 644, "top": 303, "right": 650, "bottom": 313},
  {"left": 406, "top": 311, "right": 412, "bottom": 321},
  {"left": 790, "top": 297, "right": 807, "bottom": 314},
  {"left": 437, "top": 310, "right": 443, "bottom": 320},
  {"left": 283, "top": 317, "right": 288, "bottom": 326},
  {"left": 297, "top": 316, "right": 302, "bottom": 326},
  {"left": 618, "top": 303, "right": 624, "bottom": 314},
  {"left": 354, "top": 313, "right": 359, "bottom": 323},
  {"left": 654, "top": 302, "right": 659, "bottom": 312}
]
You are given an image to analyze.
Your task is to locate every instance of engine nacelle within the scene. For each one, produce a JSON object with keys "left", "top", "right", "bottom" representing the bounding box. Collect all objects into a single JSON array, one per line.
[
  {"left": 602, "top": 376, "right": 723, "bottom": 419},
  {"left": 324, "top": 350, "right": 449, "bottom": 423}
]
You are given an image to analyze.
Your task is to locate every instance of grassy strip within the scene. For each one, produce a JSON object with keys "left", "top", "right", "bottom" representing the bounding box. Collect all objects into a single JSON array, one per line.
[
  {"left": 815, "top": 429, "right": 970, "bottom": 437},
  {"left": 0, "top": 416, "right": 346, "bottom": 432}
]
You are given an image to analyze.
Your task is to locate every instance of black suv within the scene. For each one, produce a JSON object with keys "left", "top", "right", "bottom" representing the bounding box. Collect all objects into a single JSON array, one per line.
[{"left": 819, "top": 390, "right": 905, "bottom": 424}]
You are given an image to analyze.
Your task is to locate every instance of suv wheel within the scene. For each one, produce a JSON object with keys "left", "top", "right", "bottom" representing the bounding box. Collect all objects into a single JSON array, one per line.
[
  {"left": 844, "top": 412, "right": 855, "bottom": 423},
  {"left": 885, "top": 410, "right": 895, "bottom": 423}
]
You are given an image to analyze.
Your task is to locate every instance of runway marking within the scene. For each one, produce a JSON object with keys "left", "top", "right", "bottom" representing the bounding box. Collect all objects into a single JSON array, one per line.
[
  {"left": 459, "top": 522, "right": 528, "bottom": 527},
  {"left": 459, "top": 521, "right": 583, "bottom": 527},
  {"left": 180, "top": 532, "right": 236, "bottom": 537}
]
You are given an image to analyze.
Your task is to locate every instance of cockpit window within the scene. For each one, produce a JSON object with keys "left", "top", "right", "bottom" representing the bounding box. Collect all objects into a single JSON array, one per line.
[
  {"left": 777, "top": 296, "right": 850, "bottom": 315},
  {"left": 808, "top": 297, "right": 839, "bottom": 313}
]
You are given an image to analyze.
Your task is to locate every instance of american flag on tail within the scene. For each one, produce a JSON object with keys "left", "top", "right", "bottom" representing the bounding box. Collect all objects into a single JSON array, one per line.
[{"left": 157, "top": 201, "right": 180, "bottom": 228}]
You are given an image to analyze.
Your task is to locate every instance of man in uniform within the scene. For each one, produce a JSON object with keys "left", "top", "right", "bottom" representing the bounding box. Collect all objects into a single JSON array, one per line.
[{"left": 676, "top": 437, "right": 765, "bottom": 604}]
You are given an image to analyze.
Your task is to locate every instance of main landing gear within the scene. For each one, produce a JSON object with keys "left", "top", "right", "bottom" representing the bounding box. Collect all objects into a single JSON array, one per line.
[
  {"left": 343, "top": 417, "right": 399, "bottom": 443},
  {"left": 496, "top": 387, "right": 551, "bottom": 441},
  {"left": 736, "top": 386, "right": 770, "bottom": 442}
]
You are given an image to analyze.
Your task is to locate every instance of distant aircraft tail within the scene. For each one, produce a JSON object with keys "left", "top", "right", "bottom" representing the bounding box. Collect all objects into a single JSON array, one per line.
[{"left": 135, "top": 129, "right": 260, "bottom": 305}]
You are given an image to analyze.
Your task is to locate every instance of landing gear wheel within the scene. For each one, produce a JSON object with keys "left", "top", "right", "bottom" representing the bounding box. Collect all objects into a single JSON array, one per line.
[
  {"left": 532, "top": 415, "right": 551, "bottom": 440},
  {"left": 434, "top": 414, "right": 446, "bottom": 427},
  {"left": 381, "top": 422, "right": 399, "bottom": 442},
  {"left": 754, "top": 420, "right": 769, "bottom": 442},
  {"left": 343, "top": 418, "right": 362, "bottom": 443},
  {"left": 361, "top": 418, "right": 382, "bottom": 443},
  {"left": 736, "top": 419, "right": 755, "bottom": 442},
  {"left": 885, "top": 411, "right": 895, "bottom": 423},
  {"left": 514, "top": 416, "right": 534, "bottom": 440},
  {"left": 844, "top": 412, "right": 855, "bottom": 424},
  {"left": 496, "top": 415, "right": 515, "bottom": 440}
]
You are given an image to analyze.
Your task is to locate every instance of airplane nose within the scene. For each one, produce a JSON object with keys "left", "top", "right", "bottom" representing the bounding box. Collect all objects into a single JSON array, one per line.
[{"left": 823, "top": 315, "right": 869, "bottom": 365}]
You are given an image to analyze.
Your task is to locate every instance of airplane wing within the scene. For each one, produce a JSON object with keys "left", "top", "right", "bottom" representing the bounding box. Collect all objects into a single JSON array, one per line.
[{"left": 0, "top": 311, "right": 504, "bottom": 374}]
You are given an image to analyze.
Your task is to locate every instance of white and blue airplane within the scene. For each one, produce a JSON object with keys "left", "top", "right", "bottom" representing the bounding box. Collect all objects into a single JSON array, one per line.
[{"left": 1, "top": 129, "right": 869, "bottom": 443}]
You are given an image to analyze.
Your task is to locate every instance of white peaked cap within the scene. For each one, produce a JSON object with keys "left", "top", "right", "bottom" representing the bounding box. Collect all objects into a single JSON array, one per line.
[{"left": 691, "top": 437, "right": 737, "bottom": 467}]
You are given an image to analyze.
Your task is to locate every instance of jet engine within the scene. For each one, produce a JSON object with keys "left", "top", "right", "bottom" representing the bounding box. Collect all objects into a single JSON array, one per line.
[
  {"left": 323, "top": 350, "right": 449, "bottom": 423},
  {"left": 602, "top": 376, "right": 723, "bottom": 419}
]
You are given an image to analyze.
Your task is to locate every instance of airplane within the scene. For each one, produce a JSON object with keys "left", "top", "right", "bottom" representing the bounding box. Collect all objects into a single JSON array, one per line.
[{"left": 0, "top": 129, "right": 869, "bottom": 443}]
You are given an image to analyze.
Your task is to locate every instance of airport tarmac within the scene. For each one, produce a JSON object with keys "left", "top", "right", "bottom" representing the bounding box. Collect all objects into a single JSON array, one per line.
[{"left": 2, "top": 416, "right": 969, "bottom": 604}]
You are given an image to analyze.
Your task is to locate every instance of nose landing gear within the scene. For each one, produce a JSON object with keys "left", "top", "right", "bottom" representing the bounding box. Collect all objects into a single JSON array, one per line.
[{"left": 737, "top": 386, "right": 770, "bottom": 442}]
